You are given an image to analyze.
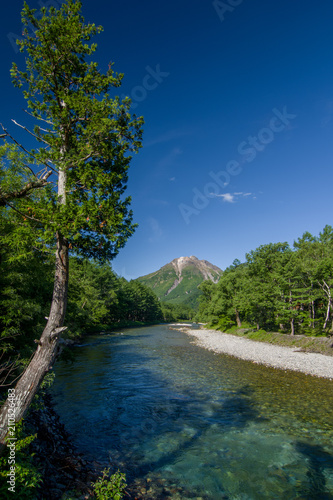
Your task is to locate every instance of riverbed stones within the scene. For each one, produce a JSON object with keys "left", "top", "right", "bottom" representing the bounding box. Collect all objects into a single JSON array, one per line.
[{"left": 181, "top": 328, "right": 333, "bottom": 380}]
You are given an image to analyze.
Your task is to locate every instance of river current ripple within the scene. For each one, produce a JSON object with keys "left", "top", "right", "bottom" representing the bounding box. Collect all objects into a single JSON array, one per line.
[{"left": 51, "top": 325, "right": 333, "bottom": 499}]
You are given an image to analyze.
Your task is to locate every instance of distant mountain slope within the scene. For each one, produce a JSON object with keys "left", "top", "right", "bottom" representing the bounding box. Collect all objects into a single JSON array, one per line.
[{"left": 136, "top": 256, "right": 222, "bottom": 308}]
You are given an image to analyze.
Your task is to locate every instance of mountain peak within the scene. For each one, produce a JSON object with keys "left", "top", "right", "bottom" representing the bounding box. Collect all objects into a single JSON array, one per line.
[{"left": 137, "top": 256, "right": 222, "bottom": 308}]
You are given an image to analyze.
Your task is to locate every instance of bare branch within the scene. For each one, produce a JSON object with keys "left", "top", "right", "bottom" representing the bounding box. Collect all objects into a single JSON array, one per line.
[
  {"left": 1, "top": 123, "right": 38, "bottom": 159},
  {"left": 0, "top": 169, "right": 52, "bottom": 208},
  {"left": 0, "top": 123, "right": 58, "bottom": 174},
  {"left": 22, "top": 108, "right": 54, "bottom": 125},
  {"left": 12, "top": 119, "right": 51, "bottom": 147}
]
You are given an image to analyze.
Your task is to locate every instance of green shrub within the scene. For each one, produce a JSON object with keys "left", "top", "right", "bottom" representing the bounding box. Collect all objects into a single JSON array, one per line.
[
  {"left": 92, "top": 469, "right": 127, "bottom": 500},
  {"left": 216, "top": 316, "right": 235, "bottom": 331},
  {"left": 256, "top": 329, "right": 267, "bottom": 335},
  {"left": 0, "top": 421, "right": 42, "bottom": 499}
]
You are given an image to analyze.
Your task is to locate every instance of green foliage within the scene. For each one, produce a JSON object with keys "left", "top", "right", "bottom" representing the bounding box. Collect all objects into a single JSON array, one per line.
[
  {"left": 116, "top": 280, "right": 163, "bottom": 323},
  {"left": 0, "top": 240, "right": 54, "bottom": 387},
  {"left": 211, "top": 316, "right": 235, "bottom": 331},
  {"left": 196, "top": 226, "right": 333, "bottom": 336},
  {"left": 0, "top": 250, "right": 164, "bottom": 387},
  {"left": 92, "top": 469, "right": 127, "bottom": 500},
  {"left": 160, "top": 302, "right": 194, "bottom": 322},
  {"left": 66, "top": 258, "right": 120, "bottom": 333},
  {"left": 4, "top": 0, "right": 144, "bottom": 262},
  {"left": 0, "top": 421, "right": 42, "bottom": 499},
  {"left": 0, "top": 0, "right": 147, "bottom": 390}
]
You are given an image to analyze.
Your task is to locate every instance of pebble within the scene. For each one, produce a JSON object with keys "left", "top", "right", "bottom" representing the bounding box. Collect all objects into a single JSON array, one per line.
[{"left": 184, "top": 328, "right": 333, "bottom": 380}]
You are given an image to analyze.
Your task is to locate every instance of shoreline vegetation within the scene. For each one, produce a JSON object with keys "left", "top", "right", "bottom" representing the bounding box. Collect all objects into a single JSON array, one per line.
[{"left": 172, "top": 324, "right": 333, "bottom": 380}]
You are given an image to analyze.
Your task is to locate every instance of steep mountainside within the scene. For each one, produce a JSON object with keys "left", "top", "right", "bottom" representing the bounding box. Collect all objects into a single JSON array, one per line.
[{"left": 136, "top": 256, "right": 222, "bottom": 308}]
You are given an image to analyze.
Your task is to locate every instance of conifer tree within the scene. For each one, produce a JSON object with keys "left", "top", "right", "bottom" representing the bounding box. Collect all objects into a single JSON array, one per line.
[{"left": 0, "top": 0, "right": 143, "bottom": 449}]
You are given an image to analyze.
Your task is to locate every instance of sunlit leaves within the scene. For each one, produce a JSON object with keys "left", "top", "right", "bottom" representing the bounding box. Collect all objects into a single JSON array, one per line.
[{"left": 4, "top": 0, "right": 144, "bottom": 261}]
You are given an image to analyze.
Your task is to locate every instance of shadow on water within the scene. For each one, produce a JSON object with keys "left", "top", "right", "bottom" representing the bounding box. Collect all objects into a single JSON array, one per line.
[
  {"left": 52, "top": 326, "right": 333, "bottom": 498},
  {"left": 119, "top": 385, "right": 266, "bottom": 481},
  {"left": 53, "top": 331, "right": 269, "bottom": 498},
  {"left": 295, "top": 442, "right": 333, "bottom": 499}
]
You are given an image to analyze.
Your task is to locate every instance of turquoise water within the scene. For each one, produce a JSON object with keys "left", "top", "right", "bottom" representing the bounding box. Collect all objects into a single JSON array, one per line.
[{"left": 51, "top": 325, "right": 333, "bottom": 499}]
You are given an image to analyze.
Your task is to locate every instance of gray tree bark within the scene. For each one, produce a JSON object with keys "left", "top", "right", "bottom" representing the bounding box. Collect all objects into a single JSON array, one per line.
[{"left": 0, "top": 166, "right": 68, "bottom": 454}]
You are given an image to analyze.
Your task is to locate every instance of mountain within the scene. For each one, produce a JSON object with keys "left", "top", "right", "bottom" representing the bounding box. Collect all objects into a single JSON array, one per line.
[{"left": 136, "top": 256, "right": 222, "bottom": 308}]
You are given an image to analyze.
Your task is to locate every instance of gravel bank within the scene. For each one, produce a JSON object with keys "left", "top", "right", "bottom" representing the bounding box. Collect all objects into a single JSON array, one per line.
[{"left": 183, "top": 328, "right": 333, "bottom": 380}]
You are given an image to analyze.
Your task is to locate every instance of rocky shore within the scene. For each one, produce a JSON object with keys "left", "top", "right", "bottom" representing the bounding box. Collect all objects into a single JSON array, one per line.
[
  {"left": 25, "top": 393, "right": 102, "bottom": 499},
  {"left": 182, "top": 328, "right": 333, "bottom": 380},
  {"left": 25, "top": 394, "right": 194, "bottom": 499}
]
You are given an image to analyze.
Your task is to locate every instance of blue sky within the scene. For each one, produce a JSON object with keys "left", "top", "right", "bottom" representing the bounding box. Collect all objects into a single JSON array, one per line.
[{"left": 2, "top": 0, "right": 333, "bottom": 278}]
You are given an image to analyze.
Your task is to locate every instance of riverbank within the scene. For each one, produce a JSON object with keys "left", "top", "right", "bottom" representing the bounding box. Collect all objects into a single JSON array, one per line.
[
  {"left": 177, "top": 327, "right": 333, "bottom": 380},
  {"left": 23, "top": 393, "right": 151, "bottom": 499},
  {"left": 24, "top": 393, "right": 101, "bottom": 499}
]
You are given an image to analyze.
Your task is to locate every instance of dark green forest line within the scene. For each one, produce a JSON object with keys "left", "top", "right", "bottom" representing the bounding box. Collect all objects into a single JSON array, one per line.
[
  {"left": 195, "top": 225, "right": 333, "bottom": 337},
  {"left": 0, "top": 246, "right": 194, "bottom": 389},
  {"left": 2, "top": 223, "right": 332, "bottom": 395}
]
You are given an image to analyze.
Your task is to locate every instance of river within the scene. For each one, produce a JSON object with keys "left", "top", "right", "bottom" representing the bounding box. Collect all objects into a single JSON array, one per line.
[{"left": 51, "top": 324, "right": 333, "bottom": 499}]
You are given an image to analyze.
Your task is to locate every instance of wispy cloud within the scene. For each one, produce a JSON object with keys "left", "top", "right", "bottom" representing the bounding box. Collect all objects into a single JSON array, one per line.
[
  {"left": 210, "top": 192, "right": 256, "bottom": 203},
  {"left": 157, "top": 147, "right": 182, "bottom": 170},
  {"left": 153, "top": 147, "right": 182, "bottom": 178},
  {"left": 149, "top": 199, "right": 170, "bottom": 207},
  {"left": 144, "top": 127, "right": 195, "bottom": 147},
  {"left": 318, "top": 98, "right": 333, "bottom": 127},
  {"left": 148, "top": 217, "right": 163, "bottom": 242}
]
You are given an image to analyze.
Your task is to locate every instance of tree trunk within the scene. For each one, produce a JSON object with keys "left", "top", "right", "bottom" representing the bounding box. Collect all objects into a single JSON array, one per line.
[
  {"left": 0, "top": 232, "right": 68, "bottom": 453},
  {"left": 289, "top": 282, "right": 294, "bottom": 335},
  {"left": 323, "top": 298, "right": 332, "bottom": 330},
  {"left": 235, "top": 309, "right": 242, "bottom": 327},
  {"left": 0, "top": 165, "right": 68, "bottom": 454},
  {"left": 311, "top": 300, "right": 315, "bottom": 329},
  {"left": 319, "top": 280, "right": 332, "bottom": 330}
]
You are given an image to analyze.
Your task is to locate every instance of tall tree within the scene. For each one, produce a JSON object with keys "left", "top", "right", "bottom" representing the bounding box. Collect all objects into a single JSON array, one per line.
[
  {"left": 244, "top": 243, "right": 290, "bottom": 330},
  {"left": 0, "top": 0, "right": 143, "bottom": 449}
]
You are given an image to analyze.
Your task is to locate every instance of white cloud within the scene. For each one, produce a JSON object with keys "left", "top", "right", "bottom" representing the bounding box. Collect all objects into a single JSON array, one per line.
[
  {"left": 210, "top": 192, "right": 256, "bottom": 203},
  {"left": 220, "top": 193, "right": 235, "bottom": 203},
  {"left": 210, "top": 193, "right": 235, "bottom": 203}
]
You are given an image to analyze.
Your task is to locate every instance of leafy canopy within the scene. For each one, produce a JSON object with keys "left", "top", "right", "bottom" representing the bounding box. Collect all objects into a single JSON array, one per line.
[{"left": 5, "top": 0, "right": 143, "bottom": 261}]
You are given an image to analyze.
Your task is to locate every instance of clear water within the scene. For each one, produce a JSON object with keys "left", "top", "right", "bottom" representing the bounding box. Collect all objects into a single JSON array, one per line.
[{"left": 51, "top": 325, "right": 333, "bottom": 499}]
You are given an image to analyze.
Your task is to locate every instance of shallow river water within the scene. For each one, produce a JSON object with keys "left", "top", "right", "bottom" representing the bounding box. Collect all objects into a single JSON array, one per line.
[{"left": 51, "top": 325, "right": 333, "bottom": 499}]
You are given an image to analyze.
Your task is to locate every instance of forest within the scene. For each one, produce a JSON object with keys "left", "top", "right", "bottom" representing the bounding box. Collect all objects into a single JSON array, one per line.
[
  {"left": 0, "top": 246, "right": 168, "bottom": 386},
  {"left": 196, "top": 225, "right": 333, "bottom": 336}
]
